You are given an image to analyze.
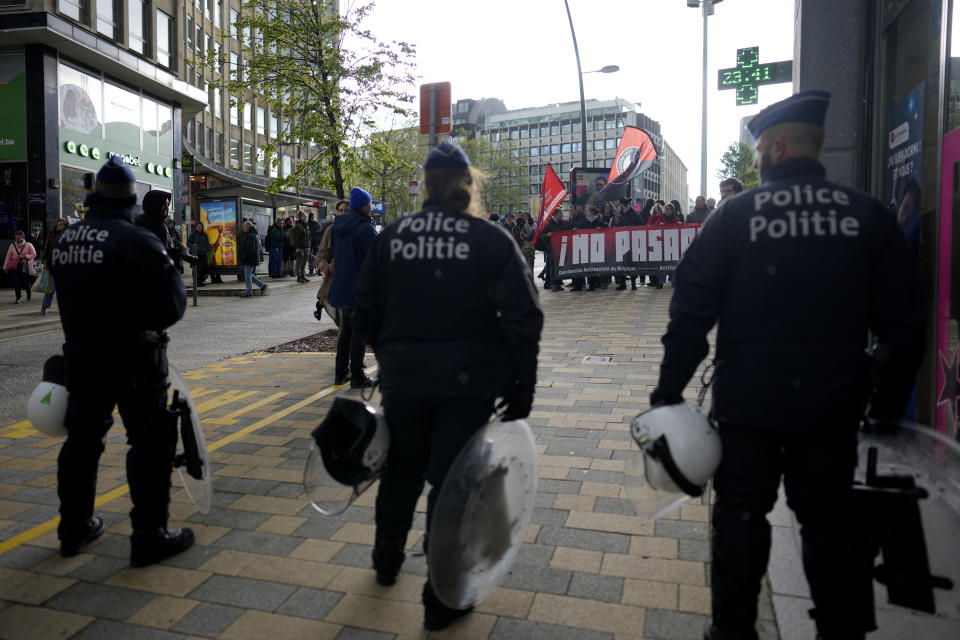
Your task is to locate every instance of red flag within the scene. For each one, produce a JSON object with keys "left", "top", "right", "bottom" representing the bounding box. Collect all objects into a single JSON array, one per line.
[
  {"left": 532, "top": 164, "right": 568, "bottom": 246},
  {"left": 596, "top": 126, "right": 659, "bottom": 202}
]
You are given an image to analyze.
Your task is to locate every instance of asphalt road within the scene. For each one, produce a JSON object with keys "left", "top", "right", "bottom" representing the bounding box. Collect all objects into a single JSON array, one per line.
[{"left": 0, "top": 283, "right": 333, "bottom": 423}]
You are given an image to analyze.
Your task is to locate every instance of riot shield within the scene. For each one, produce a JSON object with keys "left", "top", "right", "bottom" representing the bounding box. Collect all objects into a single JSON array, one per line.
[
  {"left": 168, "top": 367, "right": 212, "bottom": 514},
  {"left": 623, "top": 450, "right": 694, "bottom": 522},
  {"left": 428, "top": 418, "right": 538, "bottom": 610},
  {"left": 855, "top": 421, "right": 960, "bottom": 618},
  {"left": 302, "top": 396, "right": 389, "bottom": 516}
]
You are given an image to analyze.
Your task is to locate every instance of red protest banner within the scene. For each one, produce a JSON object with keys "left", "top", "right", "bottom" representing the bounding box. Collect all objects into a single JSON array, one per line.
[
  {"left": 549, "top": 223, "right": 702, "bottom": 278},
  {"left": 532, "top": 164, "right": 568, "bottom": 246}
]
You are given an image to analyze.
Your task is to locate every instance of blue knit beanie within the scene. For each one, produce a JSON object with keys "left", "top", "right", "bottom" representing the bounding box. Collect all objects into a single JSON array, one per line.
[
  {"left": 349, "top": 187, "right": 372, "bottom": 209},
  {"left": 95, "top": 156, "right": 137, "bottom": 200}
]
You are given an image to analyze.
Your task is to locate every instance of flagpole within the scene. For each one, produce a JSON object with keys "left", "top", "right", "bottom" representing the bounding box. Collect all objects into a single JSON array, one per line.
[{"left": 563, "top": 0, "right": 588, "bottom": 172}]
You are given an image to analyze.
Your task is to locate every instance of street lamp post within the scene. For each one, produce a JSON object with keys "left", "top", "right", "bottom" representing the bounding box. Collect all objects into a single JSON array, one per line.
[
  {"left": 563, "top": 0, "right": 618, "bottom": 171},
  {"left": 687, "top": 0, "right": 723, "bottom": 197}
]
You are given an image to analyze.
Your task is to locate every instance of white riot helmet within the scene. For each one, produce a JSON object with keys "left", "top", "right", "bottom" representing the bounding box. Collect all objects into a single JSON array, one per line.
[
  {"left": 625, "top": 402, "right": 721, "bottom": 520},
  {"left": 27, "top": 356, "right": 69, "bottom": 437}
]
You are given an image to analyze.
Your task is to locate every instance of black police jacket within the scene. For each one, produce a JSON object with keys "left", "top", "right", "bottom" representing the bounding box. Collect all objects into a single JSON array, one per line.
[
  {"left": 50, "top": 195, "right": 186, "bottom": 387},
  {"left": 354, "top": 199, "right": 544, "bottom": 398},
  {"left": 657, "top": 157, "right": 925, "bottom": 428}
]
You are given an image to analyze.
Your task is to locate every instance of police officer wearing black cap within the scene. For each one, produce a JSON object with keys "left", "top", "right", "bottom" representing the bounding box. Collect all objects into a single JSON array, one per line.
[
  {"left": 650, "top": 91, "right": 925, "bottom": 640},
  {"left": 354, "top": 142, "right": 543, "bottom": 631},
  {"left": 50, "top": 156, "right": 194, "bottom": 567}
]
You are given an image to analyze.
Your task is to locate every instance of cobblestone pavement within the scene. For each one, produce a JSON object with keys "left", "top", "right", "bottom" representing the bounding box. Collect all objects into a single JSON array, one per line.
[{"left": 0, "top": 284, "right": 779, "bottom": 640}]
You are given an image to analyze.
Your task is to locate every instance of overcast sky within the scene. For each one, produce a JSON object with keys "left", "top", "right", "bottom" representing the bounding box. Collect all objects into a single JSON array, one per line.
[{"left": 357, "top": 0, "right": 795, "bottom": 200}]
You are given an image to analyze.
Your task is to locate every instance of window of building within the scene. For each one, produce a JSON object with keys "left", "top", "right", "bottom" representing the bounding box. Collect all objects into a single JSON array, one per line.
[
  {"left": 550, "top": 144, "right": 559, "bottom": 155},
  {"left": 606, "top": 118, "right": 617, "bottom": 129},
  {"left": 540, "top": 145, "right": 549, "bottom": 155},
  {"left": 573, "top": 121, "right": 581, "bottom": 133},
  {"left": 561, "top": 122, "right": 571, "bottom": 134},
  {"left": 206, "top": 127, "right": 213, "bottom": 157},
  {"left": 282, "top": 154, "right": 291, "bottom": 177},
  {"left": 186, "top": 119, "right": 194, "bottom": 143},
  {"left": 593, "top": 139, "right": 604, "bottom": 151},
  {"left": 59, "top": 0, "right": 87, "bottom": 22},
  {"left": 530, "top": 146, "right": 538, "bottom": 157},
  {"left": 230, "top": 9, "right": 239, "bottom": 39},
  {"left": 549, "top": 124, "right": 558, "bottom": 136},
  {"left": 243, "top": 142, "right": 253, "bottom": 172},
  {"left": 104, "top": 81, "right": 140, "bottom": 145},
  {"left": 186, "top": 14, "right": 193, "bottom": 50},
  {"left": 256, "top": 148, "right": 266, "bottom": 175},
  {"left": 530, "top": 185, "right": 539, "bottom": 195},
  {"left": 206, "top": 35, "right": 213, "bottom": 59},
  {"left": 128, "top": 0, "right": 147, "bottom": 54},
  {"left": 605, "top": 138, "right": 616, "bottom": 150},
  {"left": 572, "top": 141, "right": 581, "bottom": 152},
  {"left": 214, "top": 88, "right": 222, "bottom": 118},
  {"left": 243, "top": 103, "right": 252, "bottom": 130},
  {"left": 196, "top": 26, "right": 204, "bottom": 55},
  {"left": 96, "top": 0, "right": 118, "bottom": 39},
  {"left": 229, "top": 52, "right": 239, "bottom": 81},
  {"left": 269, "top": 112, "right": 277, "bottom": 138},
  {"left": 561, "top": 142, "right": 570, "bottom": 153},
  {"left": 155, "top": 10, "right": 172, "bottom": 67},
  {"left": 204, "top": 0, "right": 210, "bottom": 20},
  {"left": 214, "top": 0, "right": 221, "bottom": 27},
  {"left": 529, "top": 165, "right": 538, "bottom": 176},
  {"left": 243, "top": 25, "right": 251, "bottom": 47},
  {"left": 230, "top": 102, "right": 238, "bottom": 126},
  {"left": 142, "top": 95, "right": 158, "bottom": 154},
  {"left": 58, "top": 62, "right": 102, "bottom": 136},
  {"left": 519, "top": 127, "right": 527, "bottom": 139},
  {"left": 540, "top": 125, "right": 549, "bottom": 137},
  {"left": 213, "top": 42, "right": 221, "bottom": 74},
  {"left": 204, "top": 82, "right": 210, "bottom": 112},
  {"left": 529, "top": 126, "right": 538, "bottom": 139},
  {"left": 158, "top": 103, "right": 172, "bottom": 155},
  {"left": 256, "top": 107, "right": 265, "bottom": 135}
]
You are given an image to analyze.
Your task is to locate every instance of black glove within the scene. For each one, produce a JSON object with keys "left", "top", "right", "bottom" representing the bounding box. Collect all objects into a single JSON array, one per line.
[
  {"left": 497, "top": 389, "right": 534, "bottom": 421},
  {"left": 181, "top": 249, "right": 199, "bottom": 266},
  {"left": 650, "top": 387, "right": 682, "bottom": 407}
]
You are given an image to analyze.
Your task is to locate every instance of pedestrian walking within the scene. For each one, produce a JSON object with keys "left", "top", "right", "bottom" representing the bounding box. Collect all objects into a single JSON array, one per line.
[
  {"left": 315, "top": 200, "right": 348, "bottom": 324},
  {"left": 50, "top": 156, "right": 194, "bottom": 566},
  {"left": 328, "top": 188, "right": 377, "bottom": 388},
  {"left": 238, "top": 220, "right": 267, "bottom": 297},
  {"left": 265, "top": 218, "right": 286, "bottom": 278},
  {"left": 354, "top": 142, "right": 543, "bottom": 631},
  {"left": 39, "top": 219, "right": 69, "bottom": 315},
  {"left": 650, "top": 91, "right": 925, "bottom": 640},
  {"left": 4, "top": 229, "right": 37, "bottom": 303}
]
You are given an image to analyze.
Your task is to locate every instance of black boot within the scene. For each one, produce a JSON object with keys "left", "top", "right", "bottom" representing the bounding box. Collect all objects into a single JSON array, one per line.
[
  {"left": 423, "top": 580, "right": 472, "bottom": 631},
  {"left": 130, "top": 527, "right": 195, "bottom": 567},
  {"left": 59, "top": 516, "right": 106, "bottom": 557},
  {"left": 372, "top": 534, "right": 406, "bottom": 586}
]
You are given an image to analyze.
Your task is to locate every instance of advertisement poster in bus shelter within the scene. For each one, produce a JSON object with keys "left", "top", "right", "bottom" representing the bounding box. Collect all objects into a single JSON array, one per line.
[
  {"left": 886, "top": 82, "right": 924, "bottom": 245},
  {"left": 198, "top": 199, "right": 238, "bottom": 266},
  {"left": 549, "top": 224, "right": 702, "bottom": 278}
]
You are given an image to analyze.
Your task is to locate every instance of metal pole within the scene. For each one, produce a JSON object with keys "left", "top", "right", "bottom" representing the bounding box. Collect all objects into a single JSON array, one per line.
[
  {"left": 700, "top": 1, "right": 709, "bottom": 197},
  {"left": 429, "top": 84, "right": 438, "bottom": 148},
  {"left": 563, "top": 0, "right": 588, "bottom": 171}
]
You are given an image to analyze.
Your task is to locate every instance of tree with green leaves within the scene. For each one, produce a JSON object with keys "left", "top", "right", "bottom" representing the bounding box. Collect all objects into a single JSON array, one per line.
[
  {"left": 353, "top": 122, "right": 421, "bottom": 223},
  {"left": 455, "top": 135, "right": 527, "bottom": 214},
  {"left": 199, "top": 0, "right": 416, "bottom": 197},
  {"left": 717, "top": 141, "right": 759, "bottom": 190}
]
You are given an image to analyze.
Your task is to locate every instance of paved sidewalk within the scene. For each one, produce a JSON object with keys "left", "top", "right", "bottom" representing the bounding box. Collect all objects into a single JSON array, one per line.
[{"left": 0, "top": 284, "right": 779, "bottom": 640}]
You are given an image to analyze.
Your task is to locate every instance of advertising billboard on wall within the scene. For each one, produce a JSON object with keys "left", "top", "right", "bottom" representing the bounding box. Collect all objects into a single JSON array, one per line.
[
  {"left": 0, "top": 53, "right": 26, "bottom": 161},
  {"left": 199, "top": 199, "right": 239, "bottom": 267}
]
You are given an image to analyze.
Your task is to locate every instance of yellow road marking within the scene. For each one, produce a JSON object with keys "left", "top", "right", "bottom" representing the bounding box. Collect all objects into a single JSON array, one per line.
[
  {"left": 0, "top": 366, "right": 377, "bottom": 556},
  {"left": 192, "top": 390, "right": 257, "bottom": 414},
  {"left": 205, "top": 392, "right": 288, "bottom": 425}
]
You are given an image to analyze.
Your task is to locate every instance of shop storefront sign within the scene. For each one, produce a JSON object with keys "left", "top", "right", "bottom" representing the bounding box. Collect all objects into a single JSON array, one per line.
[{"left": 0, "top": 52, "right": 26, "bottom": 161}]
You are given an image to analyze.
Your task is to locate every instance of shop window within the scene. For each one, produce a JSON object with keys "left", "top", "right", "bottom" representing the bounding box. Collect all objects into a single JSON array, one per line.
[
  {"left": 103, "top": 82, "right": 140, "bottom": 146},
  {"left": 157, "top": 103, "right": 172, "bottom": 156},
  {"left": 128, "top": 0, "right": 148, "bottom": 54},
  {"left": 96, "top": 0, "right": 119, "bottom": 40},
  {"left": 59, "top": 62, "right": 102, "bottom": 136},
  {"left": 156, "top": 9, "right": 174, "bottom": 69},
  {"left": 142, "top": 95, "right": 158, "bottom": 153},
  {"left": 243, "top": 143, "right": 253, "bottom": 172},
  {"left": 59, "top": 0, "right": 87, "bottom": 22}
]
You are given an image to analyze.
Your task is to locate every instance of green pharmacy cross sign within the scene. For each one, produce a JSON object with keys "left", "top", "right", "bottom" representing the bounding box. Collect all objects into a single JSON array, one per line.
[{"left": 718, "top": 47, "right": 792, "bottom": 106}]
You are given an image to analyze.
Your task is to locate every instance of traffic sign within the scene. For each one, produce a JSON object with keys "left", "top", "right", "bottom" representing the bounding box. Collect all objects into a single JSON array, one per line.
[{"left": 371, "top": 201, "right": 385, "bottom": 214}]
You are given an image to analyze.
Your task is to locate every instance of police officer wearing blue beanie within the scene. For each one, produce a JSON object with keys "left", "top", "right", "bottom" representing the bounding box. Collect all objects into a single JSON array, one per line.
[
  {"left": 651, "top": 91, "right": 926, "bottom": 640},
  {"left": 328, "top": 186, "right": 378, "bottom": 387},
  {"left": 50, "top": 156, "right": 194, "bottom": 566},
  {"left": 354, "top": 143, "right": 543, "bottom": 630}
]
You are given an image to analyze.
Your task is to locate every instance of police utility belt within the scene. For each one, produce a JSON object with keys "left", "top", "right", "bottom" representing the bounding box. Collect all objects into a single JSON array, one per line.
[{"left": 64, "top": 330, "right": 170, "bottom": 389}]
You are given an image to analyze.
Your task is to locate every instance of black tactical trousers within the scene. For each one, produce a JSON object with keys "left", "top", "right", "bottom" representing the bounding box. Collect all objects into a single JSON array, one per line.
[
  {"left": 374, "top": 394, "right": 495, "bottom": 546},
  {"left": 57, "top": 381, "right": 176, "bottom": 540},
  {"left": 335, "top": 311, "right": 366, "bottom": 380},
  {"left": 711, "top": 425, "right": 873, "bottom": 640}
]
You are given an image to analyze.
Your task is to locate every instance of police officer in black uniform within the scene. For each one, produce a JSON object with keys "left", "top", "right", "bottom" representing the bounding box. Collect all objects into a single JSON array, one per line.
[
  {"left": 51, "top": 157, "right": 194, "bottom": 567},
  {"left": 650, "top": 91, "right": 925, "bottom": 640},
  {"left": 354, "top": 143, "right": 544, "bottom": 631}
]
